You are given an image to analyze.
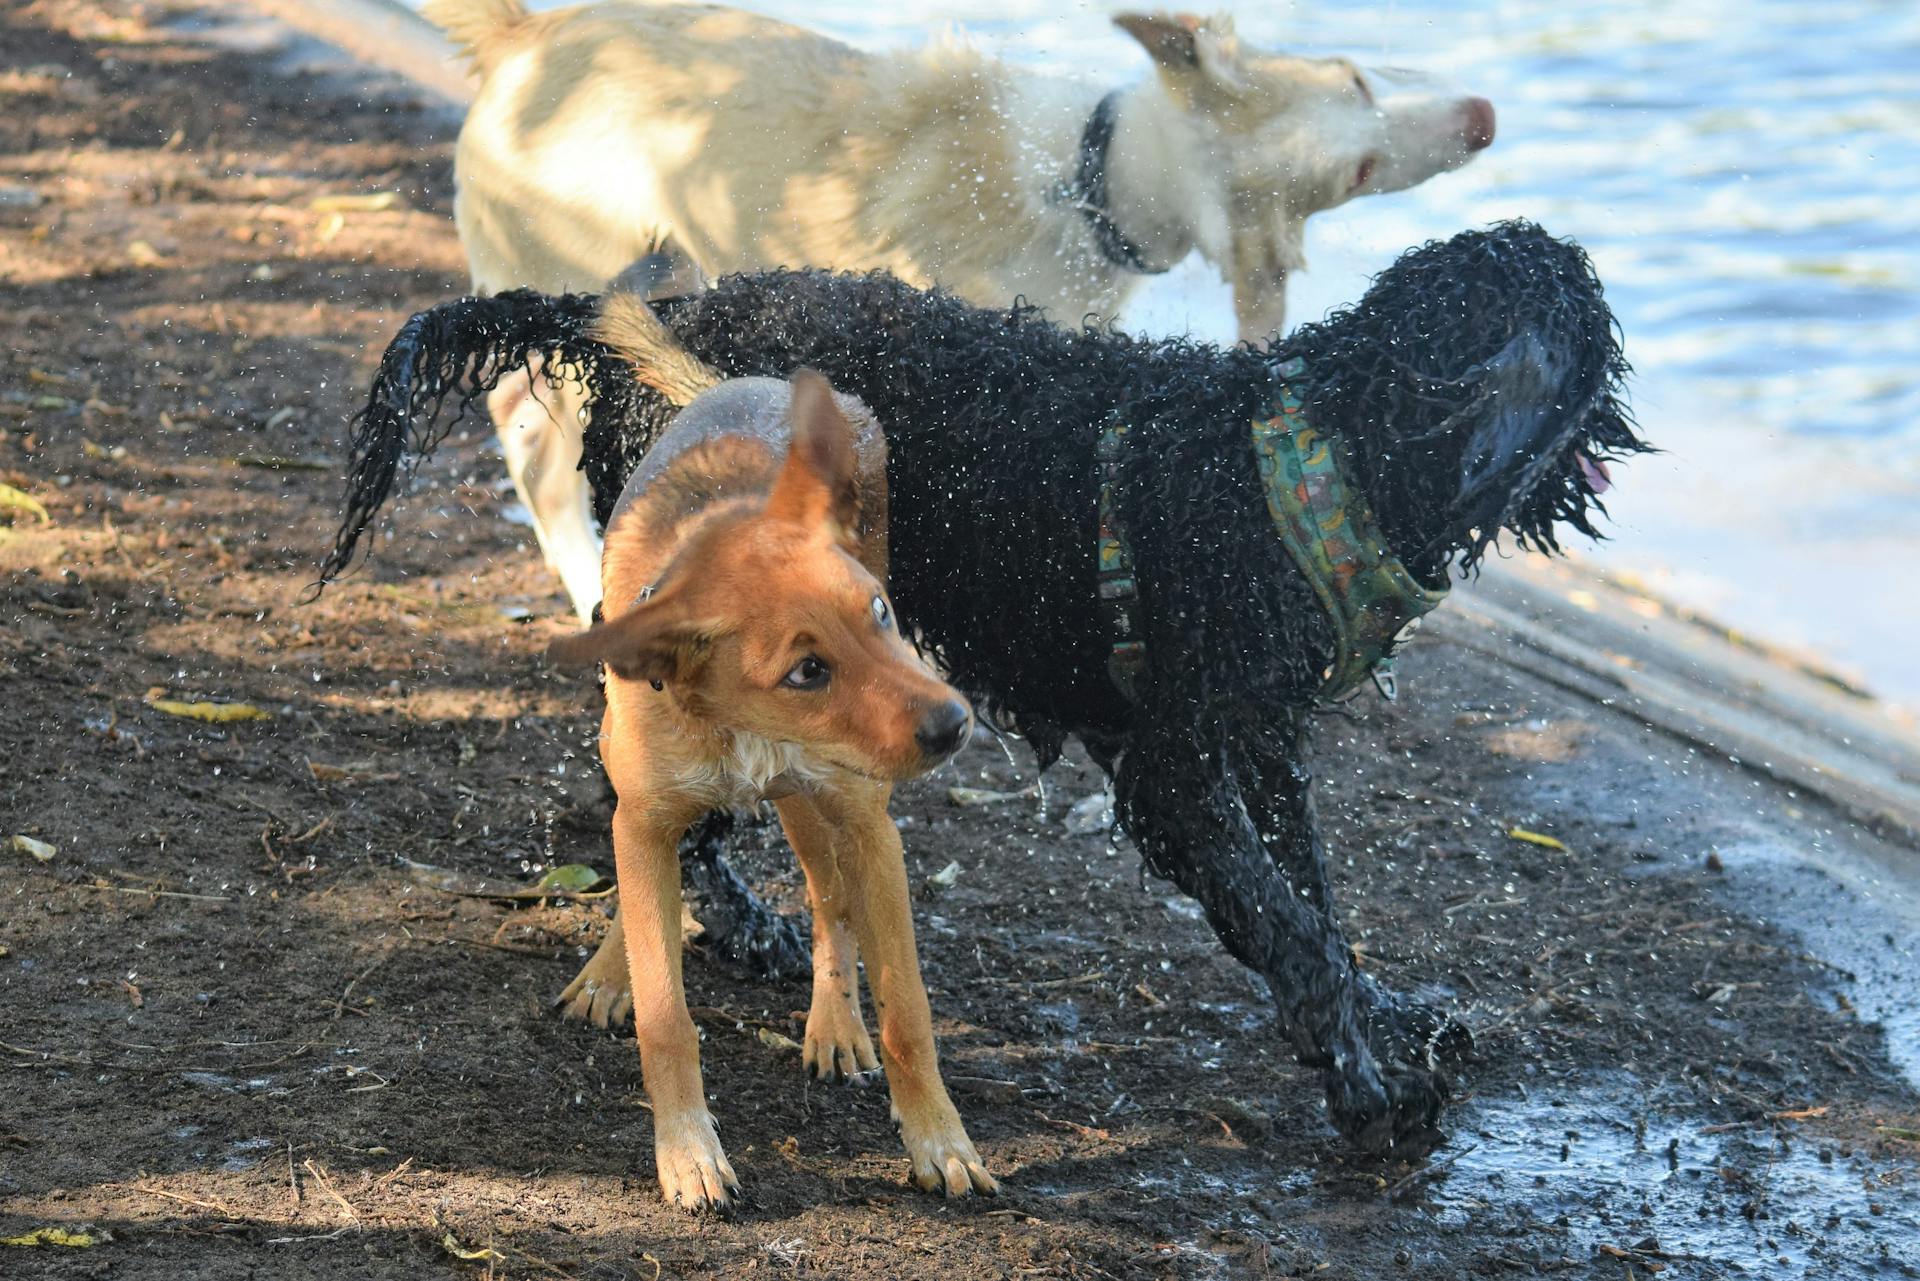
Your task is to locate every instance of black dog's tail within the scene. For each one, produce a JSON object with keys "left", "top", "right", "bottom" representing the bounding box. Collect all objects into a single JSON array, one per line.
[{"left": 317, "top": 288, "right": 608, "bottom": 590}]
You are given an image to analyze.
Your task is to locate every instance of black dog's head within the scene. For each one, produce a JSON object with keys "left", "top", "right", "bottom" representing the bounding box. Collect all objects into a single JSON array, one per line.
[{"left": 1281, "top": 220, "right": 1647, "bottom": 583}]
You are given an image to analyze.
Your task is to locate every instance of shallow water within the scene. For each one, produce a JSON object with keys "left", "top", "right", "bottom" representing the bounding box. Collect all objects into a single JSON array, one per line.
[
  {"left": 493, "top": 1, "right": 1920, "bottom": 709},
  {"left": 1437, "top": 1078, "right": 1920, "bottom": 1278}
]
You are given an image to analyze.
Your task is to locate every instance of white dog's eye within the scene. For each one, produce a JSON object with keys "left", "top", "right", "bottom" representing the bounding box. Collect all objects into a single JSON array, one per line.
[
  {"left": 1352, "top": 71, "right": 1374, "bottom": 106},
  {"left": 871, "top": 595, "right": 892, "bottom": 629}
]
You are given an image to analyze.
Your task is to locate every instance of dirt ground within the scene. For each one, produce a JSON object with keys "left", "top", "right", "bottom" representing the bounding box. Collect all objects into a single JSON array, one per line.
[{"left": 2, "top": 3, "right": 1917, "bottom": 1278}]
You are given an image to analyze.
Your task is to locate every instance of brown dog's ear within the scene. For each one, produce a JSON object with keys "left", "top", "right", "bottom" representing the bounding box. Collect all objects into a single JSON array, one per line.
[
  {"left": 1114, "top": 12, "right": 1244, "bottom": 93},
  {"left": 765, "top": 369, "right": 859, "bottom": 535},
  {"left": 547, "top": 595, "right": 711, "bottom": 685}
]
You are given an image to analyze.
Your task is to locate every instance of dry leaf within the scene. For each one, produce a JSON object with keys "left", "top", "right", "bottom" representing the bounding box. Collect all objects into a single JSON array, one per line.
[
  {"left": 757, "top": 1027, "right": 803, "bottom": 1054},
  {"left": 145, "top": 692, "right": 270, "bottom": 722},
  {"left": 438, "top": 1230, "right": 502, "bottom": 1264},
  {"left": 535, "top": 863, "right": 607, "bottom": 893},
  {"left": 1506, "top": 827, "right": 1568, "bottom": 852},
  {"left": 310, "top": 192, "right": 399, "bottom": 213},
  {"left": 0, "top": 483, "right": 50, "bottom": 525},
  {"left": 223, "top": 453, "right": 331, "bottom": 472},
  {"left": 10, "top": 835, "right": 55, "bottom": 863},
  {"left": 307, "top": 759, "right": 399, "bottom": 784},
  {"left": 2, "top": 1227, "right": 103, "bottom": 1247},
  {"left": 400, "top": 858, "right": 608, "bottom": 901}
]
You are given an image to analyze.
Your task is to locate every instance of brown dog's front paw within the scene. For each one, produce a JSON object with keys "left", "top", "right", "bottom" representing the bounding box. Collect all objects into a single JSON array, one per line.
[
  {"left": 655, "top": 1113, "right": 741, "bottom": 1212},
  {"left": 803, "top": 995, "right": 880, "bottom": 1085},
  {"left": 897, "top": 1105, "right": 997, "bottom": 1197}
]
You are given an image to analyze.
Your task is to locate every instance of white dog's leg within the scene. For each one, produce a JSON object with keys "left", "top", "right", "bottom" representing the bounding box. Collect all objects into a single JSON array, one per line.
[{"left": 490, "top": 354, "right": 604, "bottom": 624}]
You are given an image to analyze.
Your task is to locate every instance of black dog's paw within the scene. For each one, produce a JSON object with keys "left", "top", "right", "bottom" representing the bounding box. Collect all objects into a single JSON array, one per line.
[
  {"left": 1324, "top": 1058, "right": 1449, "bottom": 1159},
  {"left": 1361, "top": 985, "right": 1473, "bottom": 1074},
  {"left": 689, "top": 890, "right": 812, "bottom": 980},
  {"left": 1322, "top": 989, "right": 1469, "bottom": 1158},
  {"left": 678, "top": 811, "right": 812, "bottom": 981}
]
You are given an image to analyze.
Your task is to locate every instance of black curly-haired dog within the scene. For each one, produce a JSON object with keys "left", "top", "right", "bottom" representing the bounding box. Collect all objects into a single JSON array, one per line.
[{"left": 322, "top": 221, "right": 1644, "bottom": 1155}]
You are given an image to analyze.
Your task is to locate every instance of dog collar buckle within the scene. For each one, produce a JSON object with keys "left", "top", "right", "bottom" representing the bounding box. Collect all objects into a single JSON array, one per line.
[{"left": 1370, "top": 660, "right": 1399, "bottom": 702}]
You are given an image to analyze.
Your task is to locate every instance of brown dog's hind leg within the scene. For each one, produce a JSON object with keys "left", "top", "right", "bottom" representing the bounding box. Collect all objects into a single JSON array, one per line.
[
  {"left": 556, "top": 908, "right": 634, "bottom": 1028},
  {"left": 776, "top": 787, "right": 996, "bottom": 1197}
]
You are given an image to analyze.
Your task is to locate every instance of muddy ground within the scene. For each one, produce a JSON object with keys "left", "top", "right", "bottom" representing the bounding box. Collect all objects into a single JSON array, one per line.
[{"left": 2, "top": 2, "right": 1917, "bottom": 1277}]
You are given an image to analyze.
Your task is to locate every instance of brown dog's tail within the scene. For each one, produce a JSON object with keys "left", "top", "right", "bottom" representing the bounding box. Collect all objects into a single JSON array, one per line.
[
  {"left": 595, "top": 285, "right": 721, "bottom": 409},
  {"left": 421, "top": 0, "right": 530, "bottom": 74}
]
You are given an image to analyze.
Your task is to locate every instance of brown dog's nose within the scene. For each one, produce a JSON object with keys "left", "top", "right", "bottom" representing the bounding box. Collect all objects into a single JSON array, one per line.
[
  {"left": 1463, "top": 97, "right": 1496, "bottom": 151},
  {"left": 915, "top": 699, "right": 971, "bottom": 760}
]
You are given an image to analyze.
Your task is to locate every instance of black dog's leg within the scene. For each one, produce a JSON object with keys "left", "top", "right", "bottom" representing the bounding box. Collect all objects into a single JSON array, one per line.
[
  {"left": 678, "top": 811, "right": 811, "bottom": 980},
  {"left": 1241, "top": 745, "right": 1471, "bottom": 1095},
  {"left": 1116, "top": 723, "right": 1448, "bottom": 1157}
]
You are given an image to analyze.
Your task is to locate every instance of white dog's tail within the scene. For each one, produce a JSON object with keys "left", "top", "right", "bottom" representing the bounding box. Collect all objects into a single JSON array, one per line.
[
  {"left": 421, "top": 0, "right": 529, "bottom": 73},
  {"left": 596, "top": 286, "right": 720, "bottom": 409}
]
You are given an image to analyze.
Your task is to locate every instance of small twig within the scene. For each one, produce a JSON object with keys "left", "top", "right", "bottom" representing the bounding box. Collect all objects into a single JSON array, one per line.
[
  {"left": 237, "top": 1040, "right": 327, "bottom": 1071},
  {"left": 984, "top": 969, "right": 1107, "bottom": 989},
  {"left": 123, "top": 1182, "right": 237, "bottom": 1216},
  {"left": 1, "top": 1039, "right": 101, "bottom": 1069},
  {"left": 265, "top": 1227, "right": 353, "bottom": 1245},
  {"left": 369, "top": 1156, "right": 414, "bottom": 1193},
  {"left": 1034, "top": 1111, "right": 1113, "bottom": 1141},
  {"left": 70, "top": 881, "right": 232, "bottom": 903},
  {"left": 688, "top": 1004, "right": 800, "bottom": 1034},
  {"left": 508, "top": 1244, "right": 585, "bottom": 1281},
  {"left": 1386, "top": 1143, "right": 1478, "bottom": 1199},
  {"left": 1443, "top": 896, "right": 1528, "bottom": 917},
  {"left": 302, "top": 1158, "right": 358, "bottom": 1222},
  {"left": 443, "top": 936, "right": 567, "bottom": 958},
  {"left": 1701, "top": 1106, "right": 1831, "bottom": 1135},
  {"left": 328, "top": 951, "right": 393, "bottom": 1021},
  {"left": 288, "top": 816, "right": 336, "bottom": 844}
]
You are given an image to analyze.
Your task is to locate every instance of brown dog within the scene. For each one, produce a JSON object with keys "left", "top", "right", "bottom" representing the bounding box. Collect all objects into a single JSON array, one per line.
[{"left": 546, "top": 330, "right": 994, "bottom": 1209}]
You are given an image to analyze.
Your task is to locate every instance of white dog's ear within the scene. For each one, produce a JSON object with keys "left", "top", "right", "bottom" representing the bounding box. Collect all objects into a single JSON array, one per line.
[{"left": 1114, "top": 12, "right": 1245, "bottom": 93}]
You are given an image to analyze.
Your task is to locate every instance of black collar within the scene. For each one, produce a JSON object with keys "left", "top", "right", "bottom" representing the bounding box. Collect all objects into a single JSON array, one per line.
[{"left": 1057, "top": 91, "right": 1168, "bottom": 276}]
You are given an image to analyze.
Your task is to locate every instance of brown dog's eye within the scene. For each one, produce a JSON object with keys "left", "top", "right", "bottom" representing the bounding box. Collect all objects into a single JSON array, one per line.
[
  {"left": 871, "top": 595, "right": 892, "bottom": 629},
  {"left": 783, "top": 656, "right": 831, "bottom": 690}
]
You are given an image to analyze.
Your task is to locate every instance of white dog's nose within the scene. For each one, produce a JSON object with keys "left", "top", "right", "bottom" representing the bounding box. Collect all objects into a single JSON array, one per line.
[{"left": 1463, "top": 97, "right": 1497, "bottom": 151}]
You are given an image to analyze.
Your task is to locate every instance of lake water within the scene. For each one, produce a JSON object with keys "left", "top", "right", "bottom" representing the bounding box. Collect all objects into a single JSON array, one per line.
[{"left": 508, "top": 1, "right": 1920, "bottom": 711}]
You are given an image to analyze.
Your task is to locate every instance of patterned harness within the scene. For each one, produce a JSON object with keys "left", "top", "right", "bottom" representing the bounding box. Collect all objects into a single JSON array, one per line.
[{"left": 1097, "top": 357, "right": 1449, "bottom": 703}]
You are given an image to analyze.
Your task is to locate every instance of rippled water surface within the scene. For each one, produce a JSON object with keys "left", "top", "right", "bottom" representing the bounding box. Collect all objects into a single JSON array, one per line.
[{"left": 508, "top": 0, "right": 1920, "bottom": 706}]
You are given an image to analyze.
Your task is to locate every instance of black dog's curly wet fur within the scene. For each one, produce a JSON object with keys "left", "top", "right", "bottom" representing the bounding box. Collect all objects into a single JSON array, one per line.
[{"left": 325, "top": 221, "right": 1645, "bottom": 1156}]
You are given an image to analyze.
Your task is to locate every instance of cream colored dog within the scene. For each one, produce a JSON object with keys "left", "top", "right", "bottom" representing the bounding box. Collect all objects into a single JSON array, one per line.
[{"left": 423, "top": 0, "right": 1495, "bottom": 621}]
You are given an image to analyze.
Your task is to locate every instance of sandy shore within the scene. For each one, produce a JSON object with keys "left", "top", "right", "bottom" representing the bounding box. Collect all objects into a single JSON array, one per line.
[{"left": 2, "top": 2, "right": 1917, "bottom": 1278}]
